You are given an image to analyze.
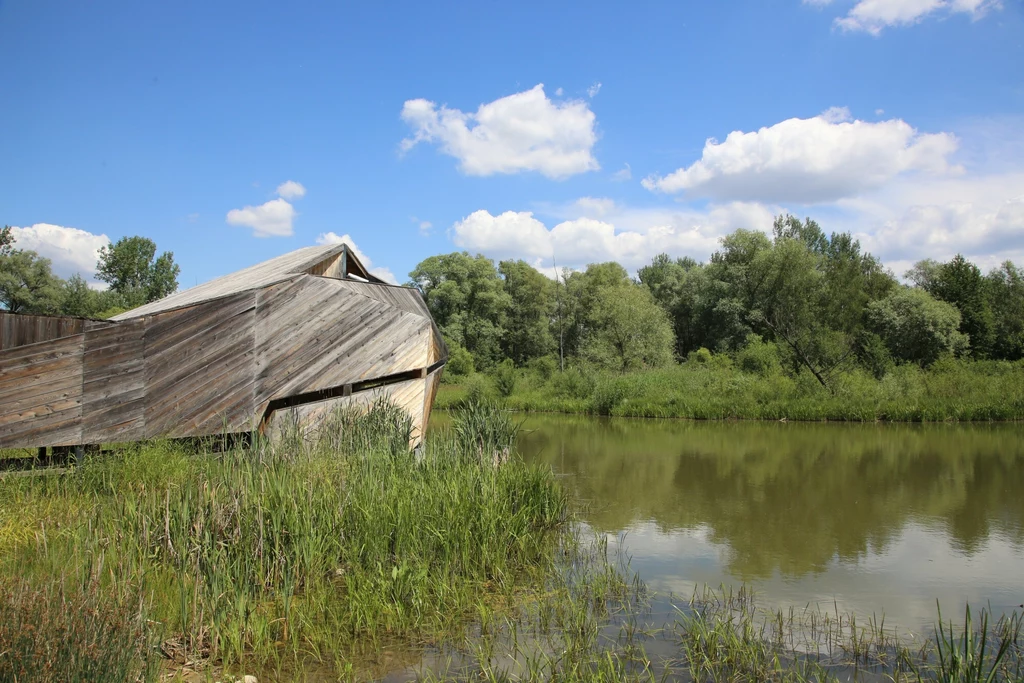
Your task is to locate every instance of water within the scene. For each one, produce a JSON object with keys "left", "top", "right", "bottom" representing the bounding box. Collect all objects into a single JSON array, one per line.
[{"left": 511, "top": 414, "right": 1024, "bottom": 635}]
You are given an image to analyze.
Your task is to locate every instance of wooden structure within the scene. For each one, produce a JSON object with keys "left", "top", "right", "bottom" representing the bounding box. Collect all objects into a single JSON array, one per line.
[{"left": 0, "top": 244, "right": 447, "bottom": 450}]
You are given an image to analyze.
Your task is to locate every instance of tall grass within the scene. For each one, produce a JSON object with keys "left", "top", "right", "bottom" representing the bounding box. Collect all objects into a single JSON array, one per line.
[
  {"left": 0, "top": 399, "right": 568, "bottom": 680},
  {"left": 439, "top": 357, "right": 1024, "bottom": 422}
]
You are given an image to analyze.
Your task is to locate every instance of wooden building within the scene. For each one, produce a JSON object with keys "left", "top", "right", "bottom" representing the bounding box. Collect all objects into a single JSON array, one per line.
[{"left": 0, "top": 244, "right": 447, "bottom": 450}]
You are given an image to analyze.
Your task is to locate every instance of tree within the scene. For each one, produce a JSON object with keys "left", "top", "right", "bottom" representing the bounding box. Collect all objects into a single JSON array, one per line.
[
  {"left": 59, "top": 274, "right": 127, "bottom": 318},
  {"left": 0, "top": 250, "right": 64, "bottom": 315},
  {"left": 926, "top": 254, "right": 994, "bottom": 358},
  {"left": 498, "top": 259, "right": 554, "bottom": 365},
  {"left": 584, "top": 283, "right": 675, "bottom": 372},
  {"left": 638, "top": 253, "right": 710, "bottom": 358},
  {"left": 866, "top": 288, "right": 968, "bottom": 366},
  {"left": 96, "top": 236, "right": 179, "bottom": 308},
  {"left": 0, "top": 226, "right": 14, "bottom": 256},
  {"left": 986, "top": 261, "right": 1024, "bottom": 360},
  {"left": 409, "top": 252, "right": 511, "bottom": 369}
]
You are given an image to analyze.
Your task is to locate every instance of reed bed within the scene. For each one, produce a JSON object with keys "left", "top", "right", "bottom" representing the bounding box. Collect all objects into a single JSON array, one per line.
[
  {"left": 0, "top": 398, "right": 568, "bottom": 681},
  {"left": 439, "top": 357, "right": 1024, "bottom": 422}
]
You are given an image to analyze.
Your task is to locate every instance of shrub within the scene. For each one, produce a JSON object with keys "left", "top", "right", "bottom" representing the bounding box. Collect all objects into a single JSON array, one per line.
[
  {"left": 527, "top": 355, "right": 558, "bottom": 381},
  {"left": 736, "top": 334, "right": 781, "bottom": 377},
  {"left": 493, "top": 359, "right": 517, "bottom": 397},
  {"left": 445, "top": 344, "right": 476, "bottom": 377},
  {"left": 688, "top": 347, "right": 714, "bottom": 364},
  {"left": 549, "top": 368, "right": 595, "bottom": 399}
]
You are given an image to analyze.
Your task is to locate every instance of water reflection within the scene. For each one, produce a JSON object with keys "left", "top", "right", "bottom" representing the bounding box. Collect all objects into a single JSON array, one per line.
[{"left": 510, "top": 415, "right": 1024, "bottom": 631}]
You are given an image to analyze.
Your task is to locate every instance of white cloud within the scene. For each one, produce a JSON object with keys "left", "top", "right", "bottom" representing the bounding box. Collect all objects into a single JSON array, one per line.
[
  {"left": 275, "top": 180, "right": 306, "bottom": 200},
  {"left": 836, "top": 171, "right": 1024, "bottom": 273},
  {"left": 555, "top": 87, "right": 564, "bottom": 96},
  {"left": 419, "top": 221, "right": 433, "bottom": 236},
  {"left": 9, "top": 223, "right": 110, "bottom": 284},
  {"left": 612, "top": 163, "right": 632, "bottom": 181},
  {"left": 450, "top": 201, "right": 776, "bottom": 275},
  {"left": 400, "top": 84, "right": 599, "bottom": 179},
  {"left": 834, "top": 0, "right": 1001, "bottom": 34},
  {"left": 226, "top": 198, "right": 297, "bottom": 237},
  {"left": 642, "top": 110, "right": 960, "bottom": 203},
  {"left": 315, "top": 231, "right": 398, "bottom": 284},
  {"left": 587, "top": 82, "right": 602, "bottom": 98},
  {"left": 186, "top": 213, "right": 199, "bottom": 223}
]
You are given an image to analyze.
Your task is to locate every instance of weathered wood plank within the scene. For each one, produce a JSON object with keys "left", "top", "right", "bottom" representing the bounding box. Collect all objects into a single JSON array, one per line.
[
  {"left": 0, "top": 312, "right": 85, "bottom": 351},
  {"left": 255, "top": 276, "right": 432, "bottom": 404},
  {"left": 144, "top": 292, "right": 256, "bottom": 437},
  {"left": 0, "top": 335, "right": 84, "bottom": 448},
  {"left": 82, "top": 319, "right": 145, "bottom": 443}
]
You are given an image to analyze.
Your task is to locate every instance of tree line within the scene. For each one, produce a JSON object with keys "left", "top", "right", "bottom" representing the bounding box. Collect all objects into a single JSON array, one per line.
[
  {"left": 0, "top": 226, "right": 179, "bottom": 319},
  {"left": 410, "top": 215, "right": 1024, "bottom": 386}
]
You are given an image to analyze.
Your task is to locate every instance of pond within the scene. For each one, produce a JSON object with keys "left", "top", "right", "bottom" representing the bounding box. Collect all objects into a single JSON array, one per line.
[{"left": 509, "top": 414, "right": 1024, "bottom": 636}]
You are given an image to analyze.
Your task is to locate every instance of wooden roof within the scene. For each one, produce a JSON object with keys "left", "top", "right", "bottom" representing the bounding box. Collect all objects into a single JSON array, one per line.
[{"left": 112, "top": 243, "right": 385, "bottom": 320}]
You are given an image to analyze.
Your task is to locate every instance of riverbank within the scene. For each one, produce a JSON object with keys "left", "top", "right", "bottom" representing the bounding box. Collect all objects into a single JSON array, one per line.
[{"left": 437, "top": 357, "right": 1024, "bottom": 421}]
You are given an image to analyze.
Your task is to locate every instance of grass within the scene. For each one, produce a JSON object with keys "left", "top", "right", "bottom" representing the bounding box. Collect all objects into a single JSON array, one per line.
[
  {"left": 0, "top": 398, "right": 568, "bottom": 681},
  {"left": 438, "top": 356, "right": 1024, "bottom": 422}
]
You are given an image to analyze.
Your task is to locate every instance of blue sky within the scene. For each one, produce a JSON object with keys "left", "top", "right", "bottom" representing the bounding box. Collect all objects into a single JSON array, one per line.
[{"left": 2, "top": 0, "right": 1022, "bottom": 288}]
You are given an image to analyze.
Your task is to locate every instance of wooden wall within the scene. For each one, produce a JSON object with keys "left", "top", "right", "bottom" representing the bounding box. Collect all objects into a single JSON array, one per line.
[
  {"left": 0, "top": 312, "right": 85, "bottom": 351},
  {"left": 0, "top": 275, "right": 445, "bottom": 449}
]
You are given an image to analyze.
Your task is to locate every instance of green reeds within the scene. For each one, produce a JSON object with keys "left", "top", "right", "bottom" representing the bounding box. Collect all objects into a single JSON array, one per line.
[
  {"left": 440, "top": 358, "right": 1024, "bottom": 422},
  {"left": 0, "top": 399, "right": 569, "bottom": 679}
]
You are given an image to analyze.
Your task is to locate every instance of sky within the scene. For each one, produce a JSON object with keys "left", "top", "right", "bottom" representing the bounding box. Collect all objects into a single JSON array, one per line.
[{"left": 1, "top": 0, "right": 1023, "bottom": 290}]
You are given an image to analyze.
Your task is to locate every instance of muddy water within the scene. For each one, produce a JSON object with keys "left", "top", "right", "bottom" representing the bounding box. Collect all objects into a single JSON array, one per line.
[{"left": 511, "top": 415, "right": 1024, "bottom": 634}]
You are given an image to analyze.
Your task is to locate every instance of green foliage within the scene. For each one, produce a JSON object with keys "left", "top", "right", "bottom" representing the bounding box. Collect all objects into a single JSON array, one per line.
[
  {"left": 440, "top": 357, "right": 1024, "bottom": 422},
  {"left": 493, "top": 358, "right": 518, "bottom": 397},
  {"left": 583, "top": 283, "right": 675, "bottom": 372},
  {"left": 445, "top": 342, "right": 476, "bottom": 377},
  {"left": 0, "top": 225, "right": 13, "bottom": 256},
  {"left": 96, "top": 236, "right": 179, "bottom": 309},
  {"left": 591, "top": 375, "right": 629, "bottom": 415},
  {"left": 985, "top": 261, "right": 1024, "bottom": 361},
  {"left": 464, "top": 372, "right": 493, "bottom": 404},
  {"left": 927, "top": 254, "right": 995, "bottom": 358},
  {"left": 527, "top": 354, "right": 558, "bottom": 380},
  {"left": 0, "top": 249, "right": 64, "bottom": 314},
  {"left": 688, "top": 347, "right": 714, "bottom": 364},
  {"left": 499, "top": 259, "right": 554, "bottom": 364},
  {"left": 549, "top": 367, "right": 596, "bottom": 399},
  {"left": 411, "top": 252, "right": 511, "bottom": 370},
  {"left": 854, "top": 330, "right": 893, "bottom": 380},
  {"left": 867, "top": 287, "right": 969, "bottom": 366},
  {"left": 736, "top": 334, "right": 782, "bottom": 376}
]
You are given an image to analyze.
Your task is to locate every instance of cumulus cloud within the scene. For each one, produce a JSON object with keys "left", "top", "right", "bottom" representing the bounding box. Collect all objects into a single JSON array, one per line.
[
  {"left": 642, "top": 110, "right": 960, "bottom": 203},
  {"left": 315, "top": 231, "right": 398, "bottom": 284},
  {"left": 9, "top": 223, "right": 110, "bottom": 284},
  {"left": 834, "top": 171, "right": 1024, "bottom": 273},
  {"left": 400, "top": 84, "right": 599, "bottom": 179},
  {"left": 587, "top": 82, "right": 602, "bottom": 98},
  {"left": 226, "top": 198, "right": 297, "bottom": 237},
  {"left": 275, "top": 180, "right": 306, "bottom": 199},
  {"left": 834, "top": 0, "right": 1001, "bottom": 34},
  {"left": 450, "top": 201, "right": 777, "bottom": 275}
]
